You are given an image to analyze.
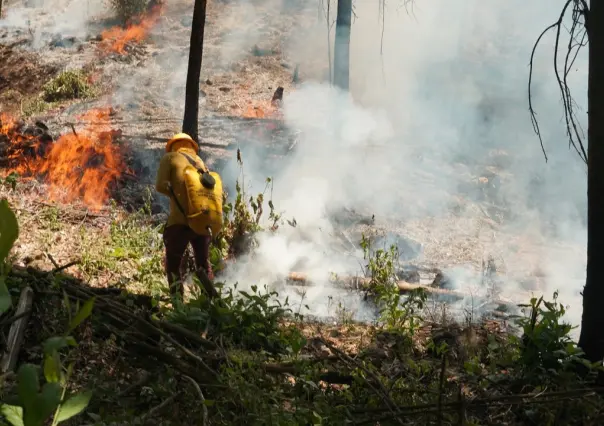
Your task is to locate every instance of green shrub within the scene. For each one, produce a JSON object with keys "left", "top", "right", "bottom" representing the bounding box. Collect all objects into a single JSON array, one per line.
[{"left": 42, "top": 70, "right": 94, "bottom": 103}]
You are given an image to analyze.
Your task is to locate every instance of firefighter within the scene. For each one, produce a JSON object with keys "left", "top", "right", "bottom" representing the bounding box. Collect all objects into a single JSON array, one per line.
[{"left": 155, "top": 133, "right": 218, "bottom": 300}]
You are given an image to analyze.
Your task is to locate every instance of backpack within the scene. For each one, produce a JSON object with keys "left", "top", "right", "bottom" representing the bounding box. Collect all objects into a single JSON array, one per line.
[{"left": 169, "top": 151, "right": 223, "bottom": 237}]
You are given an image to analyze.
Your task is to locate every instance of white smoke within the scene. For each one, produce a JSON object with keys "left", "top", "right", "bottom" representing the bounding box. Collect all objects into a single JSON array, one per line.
[
  {"left": 1, "top": 0, "right": 588, "bottom": 330},
  {"left": 219, "top": 0, "right": 588, "bottom": 330},
  {"left": 0, "top": 0, "right": 108, "bottom": 48}
]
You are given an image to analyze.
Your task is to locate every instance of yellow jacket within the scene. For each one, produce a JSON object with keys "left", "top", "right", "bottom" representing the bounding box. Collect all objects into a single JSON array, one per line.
[{"left": 155, "top": 147, "right": 208, "bottom": 228}]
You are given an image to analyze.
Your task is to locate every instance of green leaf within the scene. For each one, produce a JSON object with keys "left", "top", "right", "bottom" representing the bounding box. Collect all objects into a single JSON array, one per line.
[
  {"left": 43, "top": 336, "right": 77, "bottom": 355},
  {"left": 0, "top": 199, "right": 19, "bottom": 266},
  {"left": 36, "top": 382, "right": 62, "bottom": 421},
  {"left": 62, "top": 291, "right": 71, "bottom": 324},
  {"left": 17, "top": 364, "right": 39, "bottom": 412},
  {"left": 43, "top": 353, "right": 61, "bottom": 384},
  {"left": 0, "top": 276, "right": 12, "bottom": 315},
  {"left": 54, "top": 391, "right": 92, "bottom": 422},
  {"left": 68, "top": 297, "right": 95, "bottom": 333},
  {"left": 0, "top": 405, "right": 24, "bottom": 426}
]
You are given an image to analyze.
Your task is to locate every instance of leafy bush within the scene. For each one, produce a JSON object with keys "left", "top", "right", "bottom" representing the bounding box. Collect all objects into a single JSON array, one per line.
[
  {"left": 42, "top": 70, "right": 94, "bottom": 103},
  {"left": 169, "top": 283, "right": 306, "bottom": 354},
  {"left": 515, "top": 292, "right": 597, "bottom": 384},
  {"left": 361, "top": 234, "right": 427, "bottom": 333}
]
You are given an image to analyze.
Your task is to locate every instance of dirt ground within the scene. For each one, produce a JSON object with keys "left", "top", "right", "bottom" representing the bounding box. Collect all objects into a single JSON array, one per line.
[{"left": 0, "top": 44, "right": 59, "bottom": 114}]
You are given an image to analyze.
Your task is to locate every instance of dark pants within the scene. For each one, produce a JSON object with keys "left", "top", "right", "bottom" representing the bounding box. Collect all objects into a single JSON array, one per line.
[{"left": 163, "top": 224, "right": 217, "bottom": 299}]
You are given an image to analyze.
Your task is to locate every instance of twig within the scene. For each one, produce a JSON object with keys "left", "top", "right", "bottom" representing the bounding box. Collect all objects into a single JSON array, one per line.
[
  {"left": 528, "top": 0, "right": 588, "bottom": 164},
  {"left": 52, "top": 260, "right": 81, "bottom": 274},
  {"left": 69, "top": 123, "right": 80, "bottom": 140},
  {"left": 0, "top": 310, "right": 32, "bottom": 327},
  {"left": 46, "top": 253, "right": 80, "bottom": 274},
  {"left": 154, "top": 319, "right": 217, "bottom": 350},
  {"left": 115, "top": 371, "right": 151, "bottom": 398},
  {"left": 458, "top": 385, "right": 465, "bottom": 426},
  {"left": 437, "top": 353, "right": 447, "bottom": 425},
  {"left": 183, "top": 375, "right": 209, "bottom": 426},
  {"left": 138, "top": 392, "right": 181, "bottom": 423},
  {"left": 319, "top": 337, "right": 405, "bottom": 424},
  {"left": 1, "top": 287, "right": 34, "bottom": 373},
  {"left": 47, "top": 253, "right": 60, "bottom": 269},
  {"left": 354, "top": 387, "right": 604, "bottom": 424}
]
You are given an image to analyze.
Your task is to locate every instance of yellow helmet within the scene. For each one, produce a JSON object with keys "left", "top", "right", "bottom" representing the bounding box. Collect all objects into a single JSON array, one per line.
[{"left": 165, "top": 133, "right": 198, "bottom": 152}]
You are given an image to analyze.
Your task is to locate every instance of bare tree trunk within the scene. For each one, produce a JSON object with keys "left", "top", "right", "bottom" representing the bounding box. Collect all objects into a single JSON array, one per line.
[
  {"left": 182, "top": 0, "right": 208, "bottom": 143},
  {"left": 578, "top": 4, "right": 604, "bottom": 363},
  {"left": 333, "top": 0, "right": 351, "bottom": 91}
]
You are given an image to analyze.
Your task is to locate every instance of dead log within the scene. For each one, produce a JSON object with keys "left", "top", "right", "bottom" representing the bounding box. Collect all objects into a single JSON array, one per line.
[
  {"left": 285, "top": 272, "right": 522, "bottom": 308},
  {"left": 1, "top": 287, "right": 34, "bottom": 373},
  {"left": 286, "top": 272, "right": 467, "bottom": 298}
]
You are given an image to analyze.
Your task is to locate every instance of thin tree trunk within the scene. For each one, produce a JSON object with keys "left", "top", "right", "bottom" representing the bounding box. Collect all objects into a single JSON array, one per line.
[
  {"left": 333, "top": 0, "right": 352, "bottom": 91},
  {"left": 578, "top": 4, "right": 604, "bottom": 363},
  {"left": 182, "top": 0, "right": 208, "bottom": 143}
]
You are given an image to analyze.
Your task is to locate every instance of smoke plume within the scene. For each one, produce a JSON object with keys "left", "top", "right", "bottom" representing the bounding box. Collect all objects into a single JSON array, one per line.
[{"left": 220, "top": 0, "right": 588, "bottom": 330}]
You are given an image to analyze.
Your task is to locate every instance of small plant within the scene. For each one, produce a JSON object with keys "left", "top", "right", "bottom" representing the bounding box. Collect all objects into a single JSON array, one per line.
[
  {"left": 219, "top": 152, "right": 280, "bottom": 257},
  {"left": 514, "top": 292, "right": 593, "bottom": 383},
  {"left": 361, "top": 234, "right": 427, "bottom": 333},
  {"left": 0, "top": 298, "right": 95, "bottom": 426},
  {"left": 0, "top": 173, "right": 19, "bottom": 191},
  {"left": 42, "top": 70, "right": 94, "bottom": 103},
  {"left": 169, "top": 283, "right": 306, "bottom": 354},
  {"left": 20, "top": 97, "right": 56, "bottom": 118}
]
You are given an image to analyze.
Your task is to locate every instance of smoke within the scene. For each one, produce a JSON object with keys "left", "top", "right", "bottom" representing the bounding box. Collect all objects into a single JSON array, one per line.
[
  {"left": 1, "top": 0, "right": 588, "bottom": 330},
  {"left": 0, "top": 0, "right": 108, "bottom": 48},
  {"left": 220, "top": 0, "right": 588, "bottom": 331}
]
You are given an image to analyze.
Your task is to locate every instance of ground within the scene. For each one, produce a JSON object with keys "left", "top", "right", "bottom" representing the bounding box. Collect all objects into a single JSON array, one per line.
[{"left": 0, "top": 0, "right": 600, "bottom": 425}]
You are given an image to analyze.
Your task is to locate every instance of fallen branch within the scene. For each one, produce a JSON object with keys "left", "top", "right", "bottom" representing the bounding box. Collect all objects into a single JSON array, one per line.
[
  {"left": 183, "top": 375, "right": 209, "bottom": 426},
  {"left": 263, "top": 363, "right": 354, "bottom": 385},
  {"left": 1, "top": 287, "right": 34, "bottom": 373},
  {"left": 10, "top": 266, "right": 221, "bottom": 382},
  {"left": 319, "top": 337, "right": 405, "bottom": 424},
  {"left": 0, "top": 309, "right": 32, "bottom": 327},
  {"left": 286, "top": 272, "right": 521, "bottom": 307},
  {"left": 353, "top": 387, "right": 604, "bottom": 424},
  {"left": 138, "top": 392, "right": 182, "bottom": 424}
]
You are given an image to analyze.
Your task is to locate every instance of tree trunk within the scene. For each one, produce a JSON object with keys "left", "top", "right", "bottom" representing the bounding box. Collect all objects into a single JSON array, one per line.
[
  {"left": 578, "top": 4, "right": 604, "bottom": 363},
  {"left": 333, "top": 0, "right": 352, "bottom": 91},
  {"left": 182, "top": 0, "right": 208, "bottom": 143}
]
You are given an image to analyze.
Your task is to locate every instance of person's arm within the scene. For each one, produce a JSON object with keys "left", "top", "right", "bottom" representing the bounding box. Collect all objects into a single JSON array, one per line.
[{"left": 155, "top": 155, "right": 171, "bottom": 196}]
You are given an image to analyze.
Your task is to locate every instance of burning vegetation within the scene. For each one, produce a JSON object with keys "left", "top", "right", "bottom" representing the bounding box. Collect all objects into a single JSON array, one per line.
[
  {"left": 0, "top": 109, "right": 128, "bottom": 210},
  {"left": 242, "top": 86, "right": 284, "bottom": 119},
  {"left": 99, "top": 4, "right": 164, "bottom": 55}
]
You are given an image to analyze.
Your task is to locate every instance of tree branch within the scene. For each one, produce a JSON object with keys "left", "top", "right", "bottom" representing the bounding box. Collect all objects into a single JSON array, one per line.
[{"left": 528, "top": 0, "right": 589, "bottom": 164}]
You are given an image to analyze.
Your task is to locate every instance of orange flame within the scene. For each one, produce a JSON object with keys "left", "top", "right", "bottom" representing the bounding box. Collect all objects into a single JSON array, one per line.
[
  {"left": 99, "top": 5, "right": 163, "bottom": 55},
  {"left": 0, "top": 109, "right": 127, "bottom": 211},
  {"left": 243, "top": 99, "right": 282, "bottom": 119}
]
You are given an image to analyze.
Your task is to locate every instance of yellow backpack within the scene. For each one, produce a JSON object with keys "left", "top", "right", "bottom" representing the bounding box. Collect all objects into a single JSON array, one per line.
[{"left": 175, "top": 151, "right": 223, "bottom": 237}]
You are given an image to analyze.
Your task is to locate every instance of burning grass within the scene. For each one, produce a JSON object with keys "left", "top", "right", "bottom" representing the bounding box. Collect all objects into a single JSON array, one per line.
[
  {"left": 99, "top": 4, "right": 164, "bottom": 55},
  {"left": 0, "top": 109, "right": 129, "bottom": 211}
]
